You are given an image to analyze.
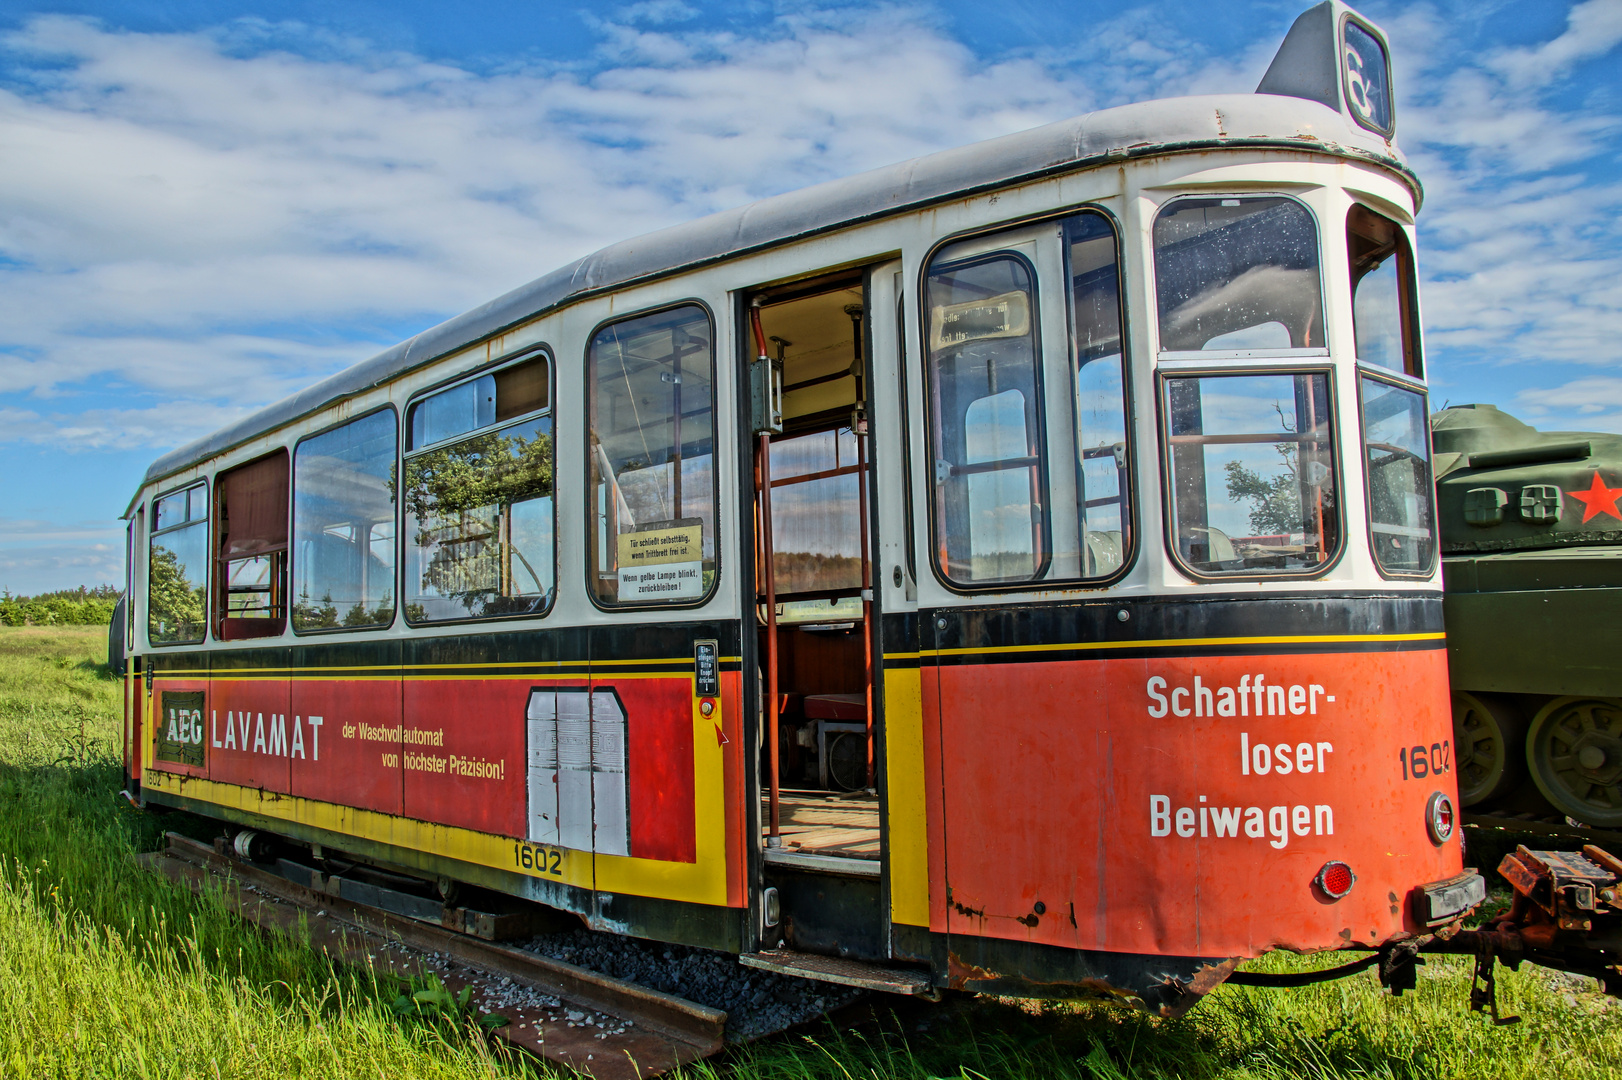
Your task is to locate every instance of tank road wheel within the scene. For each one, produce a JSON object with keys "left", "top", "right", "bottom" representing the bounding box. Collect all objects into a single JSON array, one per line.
[
  {"left": 1526, "top": 697, "right": 1622, "bottom": 827},
  {"left": 1451, "top": 691, "right": 1527, "bottom": 806}
]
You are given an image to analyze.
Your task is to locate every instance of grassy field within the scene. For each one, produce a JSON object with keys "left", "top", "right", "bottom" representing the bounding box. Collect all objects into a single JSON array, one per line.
[{"left": 1, "top": 625, "right": 1618, "bottom": 1080}]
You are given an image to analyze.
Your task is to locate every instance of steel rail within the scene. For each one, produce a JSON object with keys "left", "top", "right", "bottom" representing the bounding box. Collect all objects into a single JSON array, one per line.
[{"left": 141, "top": 832, "right": 725, "bottom": 1080}]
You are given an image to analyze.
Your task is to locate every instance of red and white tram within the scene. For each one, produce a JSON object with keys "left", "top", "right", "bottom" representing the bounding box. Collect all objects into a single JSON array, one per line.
[{"left": 118, "top": 0, "right": 1481, "bottom": 1012}]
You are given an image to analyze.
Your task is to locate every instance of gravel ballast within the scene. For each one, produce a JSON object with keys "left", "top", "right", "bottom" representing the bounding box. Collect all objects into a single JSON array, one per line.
[{"left": 516, "top": 927, "right": 865, "bottom": 1041}]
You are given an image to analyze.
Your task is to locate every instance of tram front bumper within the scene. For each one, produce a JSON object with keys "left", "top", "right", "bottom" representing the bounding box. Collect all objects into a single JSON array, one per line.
[{"left": 1410, "top": 871, "right": 1488, "bottom": 928}]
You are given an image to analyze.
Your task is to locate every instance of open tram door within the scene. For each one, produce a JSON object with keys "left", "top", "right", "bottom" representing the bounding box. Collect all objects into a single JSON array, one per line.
[{"left": 741, "top": 260, "right": 910, "bottom": 964}]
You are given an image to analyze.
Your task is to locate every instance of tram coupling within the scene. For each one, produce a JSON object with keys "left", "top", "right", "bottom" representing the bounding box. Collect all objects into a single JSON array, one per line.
[{"left": 1421, "top": 844, "right": 1622, "bottom": 1023}]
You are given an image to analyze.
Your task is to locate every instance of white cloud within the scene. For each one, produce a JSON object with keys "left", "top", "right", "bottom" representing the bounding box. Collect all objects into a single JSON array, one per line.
[
  {"left": 0, "top": 6, "right": 1107, "bottom": 439},
  {"left": 1488, "top": 0, "right": 1622, "bottom": 90},
  {"left": 1388, "top": 1, "right": 1622, "bottom": 405}
]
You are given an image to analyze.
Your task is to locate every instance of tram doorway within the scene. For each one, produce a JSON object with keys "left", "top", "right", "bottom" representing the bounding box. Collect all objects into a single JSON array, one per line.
[{"left": 745, "top": 269, "right": 892, "bottom": 958}]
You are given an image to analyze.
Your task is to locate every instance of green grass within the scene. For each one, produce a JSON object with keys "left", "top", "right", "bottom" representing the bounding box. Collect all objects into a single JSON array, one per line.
[{"left": 0, "top": 625, "right": 1617, "bottom": 1079}]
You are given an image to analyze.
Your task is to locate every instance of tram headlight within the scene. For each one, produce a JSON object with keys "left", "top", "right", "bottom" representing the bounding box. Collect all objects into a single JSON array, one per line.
[
  {"left": 1314, "top": 860, "right": 1356, "bottom": 900},
  {"left": 1426, "top": 792, "right": 1456, "bottom": 845}
]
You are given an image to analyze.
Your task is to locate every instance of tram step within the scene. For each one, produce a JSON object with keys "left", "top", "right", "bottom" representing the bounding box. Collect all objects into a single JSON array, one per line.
[{"left": 740, "top": 948, "right": 934, "bottom": 996}]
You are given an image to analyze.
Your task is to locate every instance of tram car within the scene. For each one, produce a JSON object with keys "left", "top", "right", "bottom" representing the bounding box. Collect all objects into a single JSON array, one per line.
[
  {"left": 1435, "top": 404, "right": 1622, "bottom": 829},
  {"left": 117, "top": 1, "right": 1484, "bottom": 1013}
]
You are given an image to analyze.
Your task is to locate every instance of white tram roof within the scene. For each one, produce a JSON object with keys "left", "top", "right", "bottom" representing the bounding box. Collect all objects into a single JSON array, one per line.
[{"left": 136, "top": 3, "right": 1412, "bottom": 497}]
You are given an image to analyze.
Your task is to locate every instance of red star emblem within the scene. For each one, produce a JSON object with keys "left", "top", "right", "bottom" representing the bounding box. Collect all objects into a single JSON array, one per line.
[{"left": 1566, "top": 472, "right": 1622, "bottom": 523}]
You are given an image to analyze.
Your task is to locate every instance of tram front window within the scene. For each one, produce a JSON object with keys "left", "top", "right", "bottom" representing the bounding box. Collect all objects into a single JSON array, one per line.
[
  {"left": 1361, "top": 377, "right": 1434, "bottom": 575},
  {"left": 1154, "top": 197, "right": 1323, "bottom": 355},
  {"left": 1163, "top": 372, "right": 1339, "bottom": 575},
  {"left": 1348, "top": 205, "right": 1420, "bottom": 377}
]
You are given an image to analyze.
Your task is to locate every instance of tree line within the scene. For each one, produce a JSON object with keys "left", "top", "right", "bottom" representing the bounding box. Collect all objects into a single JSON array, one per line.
[{"left": 0, "top": 585, "right": 120, "bottom": 627}]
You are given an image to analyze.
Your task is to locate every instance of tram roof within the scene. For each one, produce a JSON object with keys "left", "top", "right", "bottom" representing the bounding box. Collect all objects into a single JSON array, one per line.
[{"left": 136, "top": 90, "right": 1412, "bottom": 497}]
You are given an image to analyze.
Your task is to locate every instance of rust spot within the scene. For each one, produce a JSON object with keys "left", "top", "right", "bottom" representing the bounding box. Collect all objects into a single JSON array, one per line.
[
  {"left": 946, "top": 952, "right": 1140, "bottom": 1006},
  {"left": 945, "top": 952, "right": 1001, "bottom": 985},
  {"left": 1186, "top": 958, "right": 1242, "bottom": 995},
  {"left": 951, "top": 900, "right": 984, "bottom": 918},
  {"left": 1068, "top": 902, "right": 1077, "bottom": 928},
  {"left": 1015, "top": 913, "right": 1039, "bottom": 928}
]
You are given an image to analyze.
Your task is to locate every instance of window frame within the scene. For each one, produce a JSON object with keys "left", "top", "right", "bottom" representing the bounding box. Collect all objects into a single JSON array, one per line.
[
  {"left": 923, "top": 243, "right": 1053, "bottom": 588},
  {"left": 147, "top": 477, "right": 211, "bottom": 647},
  {"left": 1060, "top": 207, "right": 1139, "bottom": 590},
  {"left": 212, "top": 448, "right": 291, "bottom": 642},
  {"left": 917, "top": 204, "right": 1138, "bottom": 594},
  {"left": 1341, "top": 12, "right": 1396, "bottom": 139},
  {"left": 1356, "top": 367, "right": 1438, "bottom": 580},
  {"left": 400, "top": 345, "right": 560, "bottom": 628},
  {"left": 583, "top": 299, "right": 722, "bottom": 612},
  {"left": 1155, "top": 363, "right": 1348, "bottom": 584},
  {"left": 1151, "top": 192, "right": 1330, "bottom": 362},
  {"left": 289, "top": 403, "right": 403, "bottom": 636},
  {"left": 1347, "top": 202, "right": 1423, "bottom": 379}
]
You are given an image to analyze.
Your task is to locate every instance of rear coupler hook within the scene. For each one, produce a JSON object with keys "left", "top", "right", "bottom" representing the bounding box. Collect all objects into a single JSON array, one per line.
[{"left": 1469, "top": 944, "right": 1520, "bottom": 1026}]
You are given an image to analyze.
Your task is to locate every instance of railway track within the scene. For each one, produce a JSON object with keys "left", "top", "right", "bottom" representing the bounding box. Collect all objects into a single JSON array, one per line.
[{"left": 139, "top": 832, "right": 727, "bottom": 1079}]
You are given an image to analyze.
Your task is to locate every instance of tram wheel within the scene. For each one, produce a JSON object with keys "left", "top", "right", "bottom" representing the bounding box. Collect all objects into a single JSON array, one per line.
[
  {"left": 1451, "top": 691, "right": 1526, "bottom": 807},
  {"left": 828, "top": 732, "right": 867, "bottom": 793},
  {"left": 1525, "top": 696, "right": 1622, "bottom": 828}
]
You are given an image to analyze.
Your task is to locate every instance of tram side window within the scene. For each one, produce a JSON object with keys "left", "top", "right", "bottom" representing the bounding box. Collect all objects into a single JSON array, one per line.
[
  {"left": 214, "top": 450, "right": 289, "bottom": 640},
  {"left": 149, "top": 482, "right": 208, "bottom": 644},
  {"left": 1163, "top": 373, "right": 1339, "bottom": 575},
  {"left": 925, "top": 251, "right": 1047, "bottom": 584},
  {"left": 405, "top": 354, "right": 555, "bottom": 622},
  {"left": 1154, "top": 197, "right": 1323, "bottom": 354},
  {"left": 1347, "top": 205, "right": 1421, "bottom": 377},
  {"left": 293, "top": 410, "right": 398, "bottom": 631},
  {"left": 588, "top": 305, "right": 717, "bottom": 606},
  {"left": 1066, "top": 211, "right": 1133, "bottom": 578},
  {"left": 1361, "top": 377, "right": 1435, "bottom": 575}
]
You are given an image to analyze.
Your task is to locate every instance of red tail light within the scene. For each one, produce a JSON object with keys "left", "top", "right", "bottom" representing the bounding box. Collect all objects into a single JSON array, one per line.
[
  {"left": 1315, "top": 860, "right": 1356, "bottom": 899},
  {"left": 1427, "top": 791, "right": 1456, "bottom": 844}
]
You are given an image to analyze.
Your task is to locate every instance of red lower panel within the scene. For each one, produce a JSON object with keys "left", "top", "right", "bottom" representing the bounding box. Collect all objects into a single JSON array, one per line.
[
  {"left": 402, "top": 679, "right": 529, "bottom": 838},
  {"left": 937, "top": 650, "right": 1462, "bottom": 958},
  {"left": 206, "top": 678, "right": 291, "bottom": 793},
  {"left": 601, "top": 678, "right": 696, "bottom": 864},
  {"left": 290, "top": 678, "right": 402, "bottom": 816}
]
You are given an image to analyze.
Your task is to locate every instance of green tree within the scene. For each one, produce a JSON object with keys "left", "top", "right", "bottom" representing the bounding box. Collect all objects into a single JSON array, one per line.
[
  {"left": 148, "top": 546, "right": 205, "bottom": 642},
  {"left": 293, "top": 589, "right": 339, "bottom": 630},
  {"left": 400, "top": 426, "right": 553, "bottom": 612},
  {"left": 1223, "top": 451, "right": 1302, "bottom": 536}
]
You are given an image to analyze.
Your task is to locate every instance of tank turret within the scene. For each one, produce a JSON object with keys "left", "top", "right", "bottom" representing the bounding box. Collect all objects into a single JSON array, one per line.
[
  {"left": 1434, "top": 403, "right": 1622, "bottom": 553},
  {"left": 1434, "top": 405, "right": 1622, "bottom": 829}
]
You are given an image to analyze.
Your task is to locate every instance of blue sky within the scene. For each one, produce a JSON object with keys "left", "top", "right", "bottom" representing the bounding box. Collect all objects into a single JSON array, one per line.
[{"left": 0, "top": 0, "right": 1618, "bottom": 593}]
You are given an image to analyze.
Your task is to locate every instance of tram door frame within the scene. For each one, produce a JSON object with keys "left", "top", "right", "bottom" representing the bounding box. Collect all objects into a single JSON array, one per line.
[{"left": 737, "top": 259, "right": 907, "bottom": 956}]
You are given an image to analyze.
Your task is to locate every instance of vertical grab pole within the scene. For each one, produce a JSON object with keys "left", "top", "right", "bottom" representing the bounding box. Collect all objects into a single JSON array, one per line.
[
  {"left": 845, "top": 304, "right": 876, "bottom": 790},
  {"left": 751, "top": 303, "right": 783, "bottom": 844}
]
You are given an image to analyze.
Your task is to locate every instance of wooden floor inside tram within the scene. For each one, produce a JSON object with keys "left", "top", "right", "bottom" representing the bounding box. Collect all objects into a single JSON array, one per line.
[{"left": 764, "top": 790, "right": 881, "bottom": 860}]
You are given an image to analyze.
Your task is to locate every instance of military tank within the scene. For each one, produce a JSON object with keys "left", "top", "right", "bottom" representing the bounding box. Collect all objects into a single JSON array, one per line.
[{"left": 1433, "top": 404, "right": 1622, "bottom": 827}]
